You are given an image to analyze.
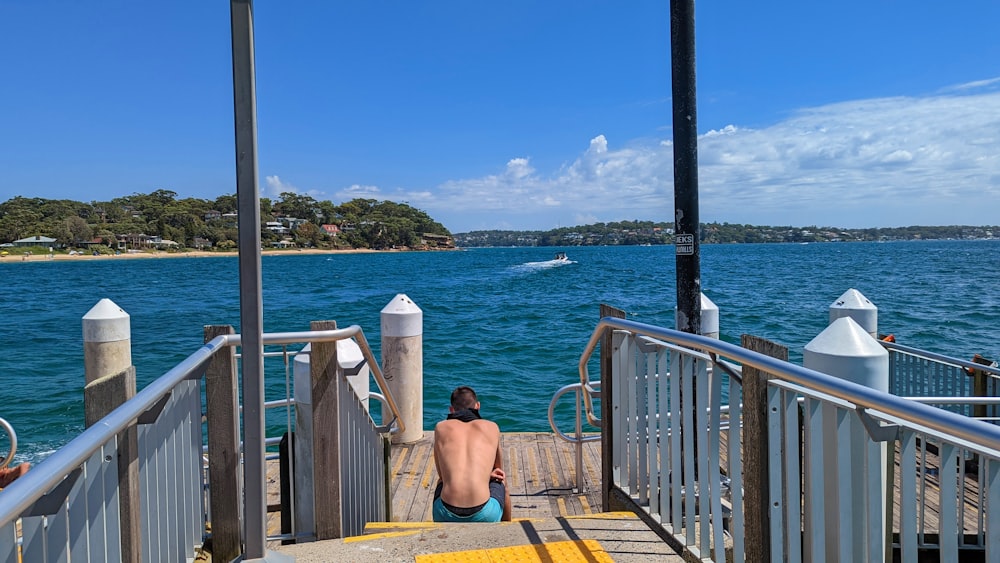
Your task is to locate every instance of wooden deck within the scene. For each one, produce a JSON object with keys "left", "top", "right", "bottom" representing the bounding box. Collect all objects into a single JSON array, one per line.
[{"left": 389, "top": 431, "right": 604, "bottom": 522}]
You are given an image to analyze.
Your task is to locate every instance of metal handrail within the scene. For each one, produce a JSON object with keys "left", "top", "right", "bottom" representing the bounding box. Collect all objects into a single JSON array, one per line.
[
  {"left": 0, "top": 335, "right": 227, "bottom": 522},
  {"left": 252, "top": 326, "right": 405, "bottom": 435},
  {"left": 0, "top": 324, "right": 405, "bottom": 527},
  {"left": 548, "top": 383, "right": 602, "bottom": 444},
  {"left": 881, "top": 339, "right": 1000, "bottom": 377},
  {"left": 548, "top": 382, "right": 601, "bottom": 492},
  {"left": 578, "top": 316, "right": 1000, "bottom": 455},
  {"left": 0, "top": 417, "right": 17, "bottom": 470}
]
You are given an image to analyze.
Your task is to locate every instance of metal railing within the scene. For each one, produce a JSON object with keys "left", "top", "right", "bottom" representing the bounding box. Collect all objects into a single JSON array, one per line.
[
  {"left": 547, "top": 382, "right": 602, "bottom": 492},
  {"left": 578, "top": 317, "right": 1000, "bottom": 563},
  {"left": 883, "top": 340, "right": 1000, "bottom": 420},
  {"left": 0, "top": 324, "right": 401, "bottom": 562}
]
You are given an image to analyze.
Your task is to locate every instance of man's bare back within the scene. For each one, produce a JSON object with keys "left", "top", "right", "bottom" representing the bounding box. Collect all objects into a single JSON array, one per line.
[
  {"left": 434, "top": 418, "right": 500, "bottom": 506},
  {"left": 432, "top": 386, "right": 511, "bottom": 522}
]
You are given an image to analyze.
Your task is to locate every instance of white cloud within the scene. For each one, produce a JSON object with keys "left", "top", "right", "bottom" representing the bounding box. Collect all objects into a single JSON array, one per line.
[
  {"left": 335, "top": 184, "right": 382, "bottom": 200},
  {"left": 264, "top": 175, "right": 296, "bottom": 197},
  {"left": 269, "top": 81, "right": 1000, "bottom": 232}
]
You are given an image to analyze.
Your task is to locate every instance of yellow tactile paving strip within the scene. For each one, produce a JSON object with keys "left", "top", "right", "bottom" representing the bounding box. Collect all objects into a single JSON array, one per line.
[{"left": 414, "top": 539, "right": 613, "bottom": 563}]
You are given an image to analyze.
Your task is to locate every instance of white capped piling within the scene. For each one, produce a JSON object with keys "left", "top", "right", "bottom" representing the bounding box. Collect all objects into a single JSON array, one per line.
[
  {"left": 81, "top": 298, "right": 140, "bottom": 562},
  {"left": 83, "top": 298, "right": 132, "bottom": 383},
  {"left": 829, "top": 288, "right": 878, "bottom": 337},
  {"left": 381, "top": 294, "right": 423, "bottom": 444},
  {"left": 804, "top": 316, "right": 889, "bottom": 562},
  {"left": 676, "top": 292, "right": 719, "bottom": 339}
]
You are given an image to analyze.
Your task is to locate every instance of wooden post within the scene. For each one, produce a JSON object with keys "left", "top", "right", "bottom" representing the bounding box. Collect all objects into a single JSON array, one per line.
[
  {"left": 82, "top": 299, "right": 140, "bottom": 563},
  {"left": 204, "top": 325, "right": 242, "bottom": 561},
  {"left": 600, "top": 304, "right": 626, "bottom": 511},
  {"left": 741, "top": 334, "right": 788, "bottom": 563},
  {"left": 970, "top": 354, "right": 993, "bottom": 420},
  {"left": 310, "top": 320, "right": 342, "bottom": 539}
]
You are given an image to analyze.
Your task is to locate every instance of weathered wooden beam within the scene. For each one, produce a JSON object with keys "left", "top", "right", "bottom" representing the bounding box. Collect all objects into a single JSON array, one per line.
[
  {"left": 311, "top": 320, "right": 343, "bottom": 539},
  {"left": 204, "top": 325, "right": 242, "bottom": 561},
  {"left": 741, "top": 334, "right": 788, "bottom": 563},
  {"left": 84, "top": 366, "right": 140, "bottom": 563}
]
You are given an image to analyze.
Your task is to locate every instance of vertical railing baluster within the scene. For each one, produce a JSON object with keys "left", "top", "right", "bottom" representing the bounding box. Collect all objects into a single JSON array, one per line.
[
  {"left": 767, "top": 385, "right": 785, "bottom": 561},
  {"left": 682, "top": 354, "right": 696, "bottom": 546},
  {"left": 940, "top": 444, "right": 959, "bottom": 558},
  {"left": 709, "top": 361, "right": 724, "bottom": 560},
  {"left": 658, "top": 349, "right": 671, "bottom": 525},
  {"left": 900, "top": 430, "right": 917, "bottom": 563},
  {"left": 670, "top": 349, "right": 683, "bottom": 529},
  {"left": 729, "top": 379, "right": 745, "bottom": 561},
  {"left": 805, "top": 397, "right": 825, "bottom": 562}
]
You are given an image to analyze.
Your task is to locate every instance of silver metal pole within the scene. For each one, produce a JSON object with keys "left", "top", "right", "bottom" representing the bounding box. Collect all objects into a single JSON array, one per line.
[
  {"left": 230, "top": 0, "right": 266, "bottom": 557},
  {"left": 575, "top": 388, "right": 583, "bottom": 492}
]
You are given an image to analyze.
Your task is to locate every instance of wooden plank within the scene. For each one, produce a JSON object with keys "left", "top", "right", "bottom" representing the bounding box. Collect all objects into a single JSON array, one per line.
[
  {"left": 310, "top": 320, "right": 342, "bottom": 539},
  {"left": 203, "top": 325, "right": 242, "bottom": 562},
  {"left": 388, "top": 434, "right": 433, "bottom": 521},
  {"left": 741, "top": 334, "right": 788, "bottom": 563},
  {"left": 83, "top": 366, "right": 140, "bottom": 563}
]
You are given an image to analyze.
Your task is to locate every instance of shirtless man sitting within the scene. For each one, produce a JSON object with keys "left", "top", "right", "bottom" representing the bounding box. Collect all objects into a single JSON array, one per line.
[{"left": 432, "top": 386, "right": 511, "bottom": 522}]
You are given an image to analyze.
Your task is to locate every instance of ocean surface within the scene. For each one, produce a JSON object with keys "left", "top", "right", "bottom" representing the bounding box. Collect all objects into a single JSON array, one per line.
[{"left": 2, "top": 240, "right": 999, "bottom": 464}]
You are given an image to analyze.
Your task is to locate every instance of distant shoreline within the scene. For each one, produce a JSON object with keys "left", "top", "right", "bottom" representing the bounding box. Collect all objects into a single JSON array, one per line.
[{"left": 0, "top": 248, "right": 393, "bottom": 263}]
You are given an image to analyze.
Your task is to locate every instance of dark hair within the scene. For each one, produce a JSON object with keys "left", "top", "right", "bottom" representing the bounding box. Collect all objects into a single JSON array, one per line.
[{"left": 450, "top": 386, "right": 478, "bottom": 409}]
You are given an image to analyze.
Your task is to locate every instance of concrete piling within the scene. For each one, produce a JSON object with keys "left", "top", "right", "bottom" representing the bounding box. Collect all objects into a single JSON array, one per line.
[
  {"left": 381, "top": 294, "right": 423, "bottom": 444},
  {"left": 82, "top": 298, "right": 140, "bottom": 563},
  {"left": 83, "top": 298, "right": 132, "bottom": 384},
  {"left": 829, "top": 288, "right": 878, "bottom": 338},
  {"left": 804, "top": 316, "right": 889, "bottom": 562},
  {"left": 676, "top": 292, "right": 719, "bottom": 339}
]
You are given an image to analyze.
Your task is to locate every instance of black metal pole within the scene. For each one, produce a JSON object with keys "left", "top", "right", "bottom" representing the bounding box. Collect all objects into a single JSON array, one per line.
[
  {"left": 670, "top": 0, "right": 701, "bottom": 335},
  {"left": 670, "top": 0, "right": 701, "bottom": 480}
]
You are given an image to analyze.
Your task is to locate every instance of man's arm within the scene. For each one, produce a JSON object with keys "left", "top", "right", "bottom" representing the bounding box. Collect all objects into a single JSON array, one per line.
[{"left": 492, "top": 432, "right": 511, "bottom": 521}]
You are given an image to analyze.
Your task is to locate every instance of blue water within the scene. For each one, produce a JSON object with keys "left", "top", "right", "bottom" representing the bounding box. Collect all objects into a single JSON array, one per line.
[{"left": 2, "top": 241, "right": 999, "bottom": 464}]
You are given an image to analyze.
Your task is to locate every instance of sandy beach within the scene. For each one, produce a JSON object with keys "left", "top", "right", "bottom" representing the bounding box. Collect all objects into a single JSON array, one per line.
[{"left": 0, "top": 247, "right": 386, "bottom": 263}]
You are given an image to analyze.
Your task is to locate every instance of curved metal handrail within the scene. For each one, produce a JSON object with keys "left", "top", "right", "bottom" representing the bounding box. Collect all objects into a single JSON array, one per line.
[
  {"left": 548, "top": 383, "right": 602, "bottom": 444},
  {"left": 548, "top": 381, "right": 601, "bottom": 492},
  {"left": 0, "top": 417, "right": 16, "bottom": 470}
]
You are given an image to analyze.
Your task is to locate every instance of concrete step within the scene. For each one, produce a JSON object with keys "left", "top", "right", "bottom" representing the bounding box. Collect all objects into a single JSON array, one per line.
[{"left": 273, "top": 511, "right": 686, "bottom": 562}]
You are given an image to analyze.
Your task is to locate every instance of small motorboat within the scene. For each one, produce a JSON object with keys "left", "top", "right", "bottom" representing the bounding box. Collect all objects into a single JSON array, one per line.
[{"left": 554, "top": 252, "right": 568, "bottom": 261}]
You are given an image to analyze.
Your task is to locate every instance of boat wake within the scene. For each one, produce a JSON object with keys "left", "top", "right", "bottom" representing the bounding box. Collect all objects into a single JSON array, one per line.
[{"left": 511, "top": 257, "right": 575, "bottom": 272}]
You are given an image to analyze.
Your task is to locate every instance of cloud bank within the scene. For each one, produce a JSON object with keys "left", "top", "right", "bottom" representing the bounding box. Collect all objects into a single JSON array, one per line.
[{"left": 295, "top": 80, "right": 1000, "bottom": 232}]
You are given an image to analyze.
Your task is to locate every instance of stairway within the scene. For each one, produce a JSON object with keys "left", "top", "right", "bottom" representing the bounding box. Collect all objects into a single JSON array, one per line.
[{"left": 274, "top": 512, "right": 686, "bottom": 562}]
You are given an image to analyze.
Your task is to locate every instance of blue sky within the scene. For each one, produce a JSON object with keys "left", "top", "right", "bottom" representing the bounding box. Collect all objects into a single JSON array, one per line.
[{"left": 2, "top": 1, "right": 999, "bottom": 233}]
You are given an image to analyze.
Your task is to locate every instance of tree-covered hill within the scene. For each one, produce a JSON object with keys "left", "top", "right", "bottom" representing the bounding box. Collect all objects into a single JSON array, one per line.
[
  {"left": 0, "top": 191, "right": 452, "bottom": 252},
  {"left": 454, "top": 221, "right": 1000, "bottom": 247}
]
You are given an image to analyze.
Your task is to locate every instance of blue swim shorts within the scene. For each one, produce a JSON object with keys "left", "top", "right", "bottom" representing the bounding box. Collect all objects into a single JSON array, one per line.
[{"left": 432, "top": 480, "right": 505, "bottom": 523}]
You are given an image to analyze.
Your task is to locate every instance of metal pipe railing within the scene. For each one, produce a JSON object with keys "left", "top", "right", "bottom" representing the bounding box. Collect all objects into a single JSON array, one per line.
[
  {"left": 0, "top": 417, "right": 17, "bottom": 470},
  {"left": 1, "top": 325, "right": 405, "bottom": 553},
  {"left": 881, "top": 340, "right": 1000, "bottom": 377},
  {"left": 547, "top": 382, "right": 602, "bottom": 492},
  {"left": 578, "top": 316, "right": 1000, "bottom": 457},
  {"left": 252, "top": 326, "right": 405, "bottom": 435},
  {"left": 0, "top": 336, "right": 227, "bottom": 522}
]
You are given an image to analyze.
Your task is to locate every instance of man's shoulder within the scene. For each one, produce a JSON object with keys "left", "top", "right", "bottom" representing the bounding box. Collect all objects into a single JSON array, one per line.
[{"left": 434, "top": 418, "right": 499, "bottom": 432}]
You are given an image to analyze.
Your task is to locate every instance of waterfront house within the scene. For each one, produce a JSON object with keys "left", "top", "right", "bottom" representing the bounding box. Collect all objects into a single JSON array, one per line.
[{"left": 12, "top": 235, "right": 60, "bottom": 248}]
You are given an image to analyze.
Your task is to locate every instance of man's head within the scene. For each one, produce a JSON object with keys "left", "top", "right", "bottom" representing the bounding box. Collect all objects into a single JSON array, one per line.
[{"left": 450, "top": 385, "right": 480, "bottom": 411}]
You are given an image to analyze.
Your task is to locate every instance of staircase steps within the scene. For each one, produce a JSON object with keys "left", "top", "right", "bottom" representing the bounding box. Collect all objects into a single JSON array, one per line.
[{"left": 274, "top": 512, "right": 686, "bottom": 562}]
